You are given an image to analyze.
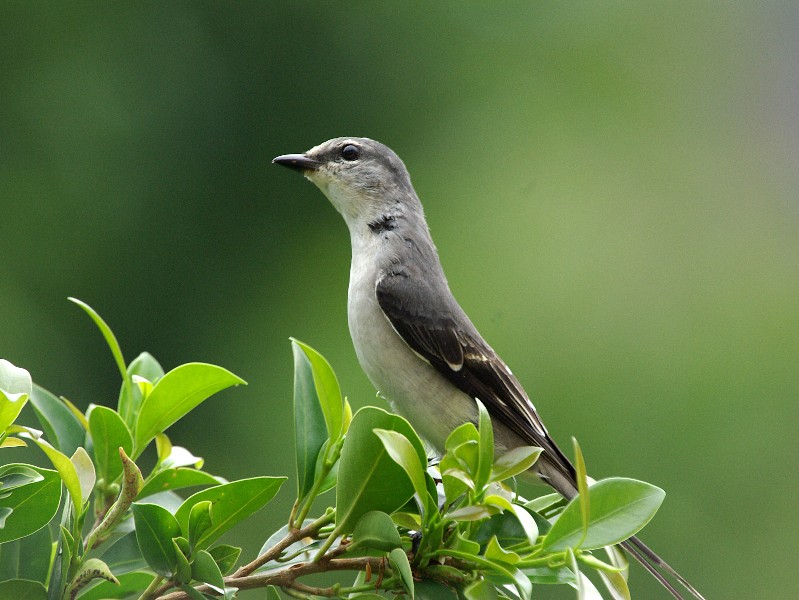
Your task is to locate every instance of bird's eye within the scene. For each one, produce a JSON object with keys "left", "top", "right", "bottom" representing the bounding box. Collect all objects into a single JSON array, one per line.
[{"left": 341, "top": 144, "right": 360, "bottom": 161}]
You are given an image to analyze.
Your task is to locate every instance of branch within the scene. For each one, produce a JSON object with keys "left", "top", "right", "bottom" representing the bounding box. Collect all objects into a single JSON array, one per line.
[{"left": 157, "top": 556, "right": 385, "bottom": 600}]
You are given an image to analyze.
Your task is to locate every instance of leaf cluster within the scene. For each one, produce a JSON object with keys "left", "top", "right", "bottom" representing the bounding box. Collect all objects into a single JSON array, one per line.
[{"left": 0, "top": 300, "right": 667, "bottom": 600}]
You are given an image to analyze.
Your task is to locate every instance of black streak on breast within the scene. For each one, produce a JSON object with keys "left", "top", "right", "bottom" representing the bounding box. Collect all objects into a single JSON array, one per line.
[{"left": 368, "top": 214, "right": 399, "bottom": 234}]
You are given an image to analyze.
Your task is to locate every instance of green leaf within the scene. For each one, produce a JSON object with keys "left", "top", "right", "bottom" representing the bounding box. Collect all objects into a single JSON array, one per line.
[
  {"left": 128, "top": 352, "right": 165, "bottom": 384},
  {"left": 485, "top": 535, "right": 521, "bottom": 564},
  {"left": 132, "top": 503, "right": 182, "bottom": 577},
  {"left": 415, "top": 581, "right": 458, "bottom": 600},
  {"left": 463, "top": 579, "right": 499, "bottom": 600},
  {"left": 208, "top": 544, "right": 241, "bottom": 575},
  {"left": 373, "top": 428, "right": 430, "bottom": 518},
  {"left": 75, "top": 572, "right": 155, "bottom": 600},
  {"left": 475, "top": 400, "right": 494, "bottom": 490},
  {"left": 88, "top": 405, "right": 133, "bottom": 483},
  {"left": 98, "top": 531, "right": 147, "bottom": 574},
  {"left": 71, "top": 447, "right": 96, "bottom": 503},
  {"left": 524, "top": 493, "right": 563, "bottom": 515},
  {"left": 566, "top": 548, "right": 604, "bottom": 600},
  {"left": 475, "top": 511, "right": 533, "bottom": 547},
  {"left": 188, "top": 500, "right": 213, "bottom": 549},
  {"left": 138, "top": 468, "right": 221, "bottom": 499},
  {"left": 155, "top": 433, "right": 172, "bottom": 465},
  {"left": 20, "top": 434, "right": 84, "bottom": 509},
  {"left": 171, "top": 537, "right": 192, "bottom": 584},
  {"left": 349, "top": 511, "right": 402, "bottom": 552},
  {"left": 437, "top": 549, "right": 531, "bottom": 600},
  {"left": 573, "top": 438, "right": 590, "bottom": 548},
  {"left": 134, "top": 363, "right": 246, "bottom": 453},
  {"left": 291, "top": 340, "right": 344, "bottom": 441},
  {"left": 491, "top": 446, "right": 542, "bottom": 482},
  {"left": 522, "top": 564, "right": 576, "bottom": 585},
  {"left": 266, "top": 586, "right": 281, "bottom": 600},
  {"left": 0, "top": 464, "right": 42, "bottom": 492},
  {"left": 291, "top": 340, "right": 330, "bottom": 501},
  {"left": 69, "top": 298, "right": 128, "bottom": 382},
  {"left": 0, "top": 359, "right": 32, "bottom": 432},
  {"left": 160, "top": 446, "right": 204, "bottom": 470},
  {"left": 29, "top": 385, "right": 84, "bottom": 456},
  {"left": 445, "top": 423, "right": 479, "bottom": 476},
  {"left": 389, "top": 547, "right": 414, "bottom": 599},
  {"left": 0, "top": 579, "right": 47, "bottom": 600},
  {"left": 174, "top": 477, "right": 286, "bottom": 550},
  {"left": 191, "top": 549, "right": 225, "bottom": 591},
  {"left": 542, "top": 478, "right": 666, "bottom": 552},
  {"left": 335, "top": 407, "right": 426, "bottom": 533},
  {"left": 50, "top": 525, "right": 72, "bottom": 600},
  {"left": 598, "top": 546, "right": 631, "bottom": 600},
  {"left": 0, "top": 523, "right": 52, "bottom": 582}
]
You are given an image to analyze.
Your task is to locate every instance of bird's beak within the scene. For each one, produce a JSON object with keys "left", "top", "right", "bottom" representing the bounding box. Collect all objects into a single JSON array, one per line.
[{"left": 272, "top": 153, "right": 323, "bottom": 172}]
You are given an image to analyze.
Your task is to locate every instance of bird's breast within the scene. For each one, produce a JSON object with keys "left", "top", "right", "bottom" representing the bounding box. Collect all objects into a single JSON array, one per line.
[{"left": 345, "top": 234, "right": 477, "bottom": 452}]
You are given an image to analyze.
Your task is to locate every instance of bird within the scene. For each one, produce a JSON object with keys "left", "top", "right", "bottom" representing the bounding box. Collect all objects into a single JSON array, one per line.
[{"left": 273, "top": 137, "right": 704, "bottom": 600}]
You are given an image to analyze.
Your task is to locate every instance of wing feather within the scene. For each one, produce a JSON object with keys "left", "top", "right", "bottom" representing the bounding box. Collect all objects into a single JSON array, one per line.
[{"left": 375, "top": 268, "right": 576, "bottom": 488}]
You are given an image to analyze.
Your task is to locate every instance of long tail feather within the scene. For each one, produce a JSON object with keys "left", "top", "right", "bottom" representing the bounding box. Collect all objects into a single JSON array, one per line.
[{"left": 623, "top": 535, "right": 706, "bottom": 600}]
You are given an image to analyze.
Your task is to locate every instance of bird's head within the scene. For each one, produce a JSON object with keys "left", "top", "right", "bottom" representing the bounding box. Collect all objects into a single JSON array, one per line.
[{"left": 273, "top": 137, "right": 416, "bottom": 225}]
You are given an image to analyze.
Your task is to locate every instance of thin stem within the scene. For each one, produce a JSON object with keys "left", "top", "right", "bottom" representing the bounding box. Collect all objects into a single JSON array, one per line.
[
  {"left": 235, "top": 509, "right": 335, "bottom": 577},
  {"left": 137, "top": 575, "right": 164, "bottom": 600}
]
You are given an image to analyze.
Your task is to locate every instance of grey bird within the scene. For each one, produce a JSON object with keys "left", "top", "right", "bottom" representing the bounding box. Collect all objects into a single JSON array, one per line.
[{"left": 274, "top": 137, "right": 704, "bottom": 600}]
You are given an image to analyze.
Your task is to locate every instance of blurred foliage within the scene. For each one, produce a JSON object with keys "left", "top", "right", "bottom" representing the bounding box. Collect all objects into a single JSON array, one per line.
[{"left": 1, "top": 3, "right": 797, "bottom": 598}]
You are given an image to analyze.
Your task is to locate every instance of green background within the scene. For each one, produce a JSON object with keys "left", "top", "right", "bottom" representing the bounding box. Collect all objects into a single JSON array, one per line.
[{"left": 2, "top": 3, "right": 797, "bottom": 598}]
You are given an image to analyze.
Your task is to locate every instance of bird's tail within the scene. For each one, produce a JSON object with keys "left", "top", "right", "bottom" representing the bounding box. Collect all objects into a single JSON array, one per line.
[
  {"left": 537, "top": 456, "right": 704, "bottom": 599},
  {"left": 619, "top": 535, "right": 706, "bottom": 600}
]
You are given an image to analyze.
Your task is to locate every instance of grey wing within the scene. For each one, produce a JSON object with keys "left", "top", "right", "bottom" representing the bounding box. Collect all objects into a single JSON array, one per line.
[{"left": 375, "top": 267, "right": 576, "bottom": 489}]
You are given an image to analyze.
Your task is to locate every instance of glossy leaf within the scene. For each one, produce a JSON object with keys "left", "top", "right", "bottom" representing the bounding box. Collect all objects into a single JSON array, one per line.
[
  {"left": 18, "top": 434, "right": 83, "bottom": 509},
  {"left": 174, "top": 477, "right": 285, "bottom": 550},
  {"left": 28, "top": 385, "right": 84, "bottom": 456},
  {"left": 373, "top": 428, "right": 430, "bottom": 517},
  {"left": 439, "top": 549, "right": 531, "bottom": 600},
  {"left": 138, "top": 467, "right": 221, "bottom": 499},
  {"left": 475, "top": 400, "right": 494, "bottom": 490},
  {"left": 522, "top": 565, "right": 576, "bottom": 585},
  {"left": 389, "top": 547, "right": 414, "bottom": 599},
  {"left": 542, "top": 478, "right": 666, "bottom": 552},
  {"left": 335, "top": 407, "right": 426, "bottom": 533},
  {"left": 208, "top": 544, "right": 241, "bottom": 575},
  {"left": 160, "top": 446, "right": 204, "bottom": 470},
  {"left": 573, "top": 438, "right": 590, "bottom": 548},
  {"left": 128, "top": 352, "right": 165, "bottom": 384},
  {"left": 464, "top": 579, "right": 499, "bottom": 600},
  {"left": 415, "top": 581, "right": 459, "bottom": 600},
  {"left": 69, "top": 298, "right": 128, "bottom": 381},
  {"left": 88, "top": 405, "right": 133, "bottom": 483},
  {"left": 134, "top": 363, "right": 246, "bottom": 452},
  {"left": 0, "top": 359, "right": 32, "bottom": 431},
  {"left": 0, "top": 521, "right": 52, "bottom": 582},
  {"left": 598, "top": 546, "right": 631, "bottom": 600},
  {"left": 76, "top": 572, "right": 155, "bottom": 600},
  {"left": 0, "top": 579, "right": 47, "bottom": 600},
  {"left": 71, "top": 447, "right": 96, "bottom": 503},
  {"left": 188, "top": 500, "right": 213, "bottom": 549},
  {"left": 492, "top": 446, "right": 542, "bottom": 482},
  {"left": 292, "top": 340, "right": 329, "bottom": 501},
  {"left": 99, "top": 531, "right": 147, "bottom": 574},
  {"left": 0, "top": 464, "right": 42, "bottom": 492},
  {"left": 291, "top": 339, "right": 344, "bottom": 440},
  {"left": 349, "top": 510, "right": 402, "bottom": 552},
  {"left": 132, "top": 503, "right": 182, "bottom": 577},
  {"left": 192, "top": 549, "right": 225, "bottom": 591}
]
